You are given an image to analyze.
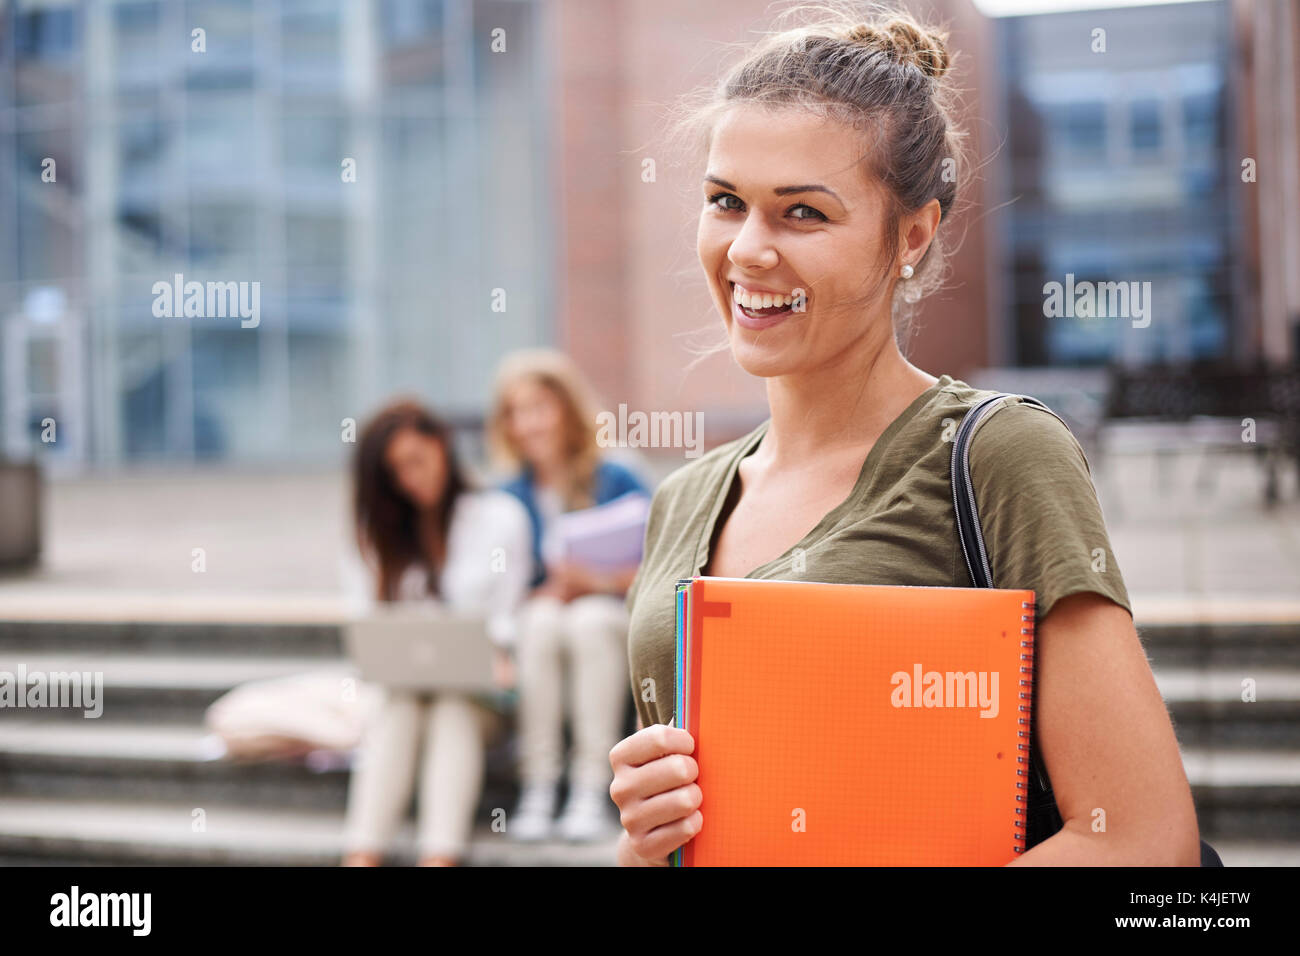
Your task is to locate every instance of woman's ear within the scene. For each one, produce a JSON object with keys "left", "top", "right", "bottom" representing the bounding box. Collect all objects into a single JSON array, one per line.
[{"left": 898, "top": 198, "right": 942, "bottom": 268}]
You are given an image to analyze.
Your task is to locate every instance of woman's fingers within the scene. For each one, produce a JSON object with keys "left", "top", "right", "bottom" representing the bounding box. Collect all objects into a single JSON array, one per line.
[
  {"left": 609, "top": 722, "right": 694, "bottom": 770},
  {"left": 609, "top": 724, "right": 703, "bottom": 863},
  {"left": 611, "top": 749, "right": 698, "bottom": 807},
  {"left": 618, "top": 780, "right": 703, "bottom": 835},
  {"left": 626, "top": 809, "right": 703, "bottom": 863}
]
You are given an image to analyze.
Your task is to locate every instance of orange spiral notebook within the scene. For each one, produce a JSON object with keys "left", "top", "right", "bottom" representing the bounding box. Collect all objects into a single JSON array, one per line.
[{"left": 672, "top": 576, "right": 1035, "bottom": 866}]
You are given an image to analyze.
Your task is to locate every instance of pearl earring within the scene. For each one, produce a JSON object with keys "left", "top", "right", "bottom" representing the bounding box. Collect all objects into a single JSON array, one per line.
[{"left": 900, "top": 264, "right": 914, "bottom": 279}]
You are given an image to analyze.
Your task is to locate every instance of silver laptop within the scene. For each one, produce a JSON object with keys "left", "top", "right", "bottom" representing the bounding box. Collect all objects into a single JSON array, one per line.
[{"left": 344, "top": 608, "right": 497, "bottom": 692}]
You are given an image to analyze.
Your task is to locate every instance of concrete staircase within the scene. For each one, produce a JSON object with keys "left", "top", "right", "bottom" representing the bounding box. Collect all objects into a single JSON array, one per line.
[
  {"left": 0, "top": 619, "right": 619, "bottom": 866},
  {"left": 1, "top": 616, "right": 1297, "bottom": 865},
  {"left": 1137, "top": 619, "right": 1300, "bottom": 862}
]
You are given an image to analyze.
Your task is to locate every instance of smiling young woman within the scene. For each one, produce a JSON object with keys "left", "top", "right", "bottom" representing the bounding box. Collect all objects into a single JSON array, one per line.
[{"left": 608, "top": 2, "right": 1202, "bottom": 867}]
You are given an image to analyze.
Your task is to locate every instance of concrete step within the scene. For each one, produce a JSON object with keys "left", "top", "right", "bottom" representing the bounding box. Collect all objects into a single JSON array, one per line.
[
  {"left": 0, "top": 796, "right": 619, "bottom": 866},
  {"left": 0, "top": 619, "right": 343, "bottom": 657},
  {"left": 0, "top": 719, "right": 521, "bottom": 813},
  {"left": 1193, "top": 840, "right": 1300, "bottom": 867},
  {"left": 6, "top": 639, "right": 1295, "bottom": 746},
  {"left": 2, "top": 717, "right": 1297, "bottom": 841},
  {"left": 1139, "top": 621, "right": 1300, "bottom": 670},
  {"left": 0, "top": 791, "right": 1289, "bottom": 867},
  {"left": 1155, "top": 668, "right": 1300, "bottom": 701},
  {"left": 5, "top": 615, "right": 1294, "bottom": 667},
  {"left": 0, "top": 652, "right": 345, "bottom": 722},
  {"left": 0, "top": 652, "right": 339, "bottom": 690},
  {"left": 0, "top": 720, "right": 351, "bottom": 810},
  {"left": 1184, "top": 750, "right": 1300, "bottom": 840},
  {"left": 1155, "top": 668, "right": 1300, "bottom": 747}
]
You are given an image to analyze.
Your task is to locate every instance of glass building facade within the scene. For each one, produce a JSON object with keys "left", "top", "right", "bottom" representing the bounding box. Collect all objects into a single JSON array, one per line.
[
  {"left": 996, "top": 0, "right": 1237, "bottom": 367},
  {"left": 0, "top": 0, "right": 553, "bottom": 468}
]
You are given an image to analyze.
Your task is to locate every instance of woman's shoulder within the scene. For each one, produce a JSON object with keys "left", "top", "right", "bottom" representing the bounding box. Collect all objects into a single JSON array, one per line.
[
  {"left": 963, "top": 394, "right": 1090, "bottom": 477},
  {"left": 917, "top": 378, "right": 1083, "bottom": 465},
  {"left": 923, "top": 377, "right": 1059, "bottom": 427},
  {"left": 960, "top": 397, "right": 1129, "bottom": 619}
]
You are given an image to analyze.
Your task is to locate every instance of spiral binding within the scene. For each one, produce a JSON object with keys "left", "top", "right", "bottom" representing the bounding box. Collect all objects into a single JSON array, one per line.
[{"left": 1012, "top": 599, "right": 1036, "bottom": 855}]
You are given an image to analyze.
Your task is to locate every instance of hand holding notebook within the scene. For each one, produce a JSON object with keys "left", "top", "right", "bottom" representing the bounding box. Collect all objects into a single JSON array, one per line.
[{"left": 609, "top": 716, "right": 701, "bottom": 866}]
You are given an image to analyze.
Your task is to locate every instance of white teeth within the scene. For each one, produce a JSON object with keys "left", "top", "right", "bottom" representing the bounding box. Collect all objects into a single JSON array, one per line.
[{"left": 732, "top": 284, "right": 799, "bottom": 310}]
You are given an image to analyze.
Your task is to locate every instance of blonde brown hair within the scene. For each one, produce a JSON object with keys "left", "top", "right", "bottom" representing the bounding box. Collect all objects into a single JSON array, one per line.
[
  {"left": 665, "top": 1, "right": 971, "bottom": 346},
  {"left": 486, "top": 349, "right": 604, "bottom": 509}
]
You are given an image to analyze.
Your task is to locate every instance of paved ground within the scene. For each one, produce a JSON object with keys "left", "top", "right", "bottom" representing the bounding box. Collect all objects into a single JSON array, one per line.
[
  {"left": 1095, "top": 428, "right": 1300, "bottom": 612},
  {"left": 1, "top": 431, "right": 1296, "bottom": 621}
]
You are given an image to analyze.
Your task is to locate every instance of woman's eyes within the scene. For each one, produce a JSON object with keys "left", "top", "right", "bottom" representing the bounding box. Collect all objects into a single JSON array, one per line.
[
  {"left": 708, "top": 192, "right": 744, "bottom": 212},
  {"left": 788, "top": 204, "right": 826, "bottom": 221},
  {"left": 706, "top": 192, "right": 826, "bottom": 222}
]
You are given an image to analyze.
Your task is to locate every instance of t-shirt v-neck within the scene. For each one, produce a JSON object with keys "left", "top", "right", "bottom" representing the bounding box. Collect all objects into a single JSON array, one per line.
[
  {"left": 625, "top": 372, "right": 1133, "bottom": 729},
  {"left": 695, "top": 375, "right": 949, "bottom": 580}
]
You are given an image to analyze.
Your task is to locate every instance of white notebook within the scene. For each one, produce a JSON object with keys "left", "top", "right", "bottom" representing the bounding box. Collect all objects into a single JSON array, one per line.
[{"left": 542, "top": 492, "right": 650, "bottom": 571}]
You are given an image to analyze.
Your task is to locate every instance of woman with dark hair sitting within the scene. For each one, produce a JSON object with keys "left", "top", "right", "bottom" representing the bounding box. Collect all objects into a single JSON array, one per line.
[{"left": 341, "top": 399, "right": 533, "bottom": 866}]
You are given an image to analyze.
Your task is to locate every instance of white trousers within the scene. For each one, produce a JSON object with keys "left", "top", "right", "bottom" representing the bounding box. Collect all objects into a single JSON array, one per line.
[
  {"left": 343, "top": 688, "right": 503, "bottom": 860},
  {"left": 515, "top": 593, "right": 631, "bottom": 791}
]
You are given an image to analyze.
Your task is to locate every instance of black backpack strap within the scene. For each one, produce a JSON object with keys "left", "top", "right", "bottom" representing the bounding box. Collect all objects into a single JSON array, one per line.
[
  {"left": 951, "top": 392, "right": 1065, "bottom": 849},
  {"left": 951, "top": 393, "right": 1064, "bottom": 590},
  {"left": 950, "top": 391, "right": 1224, "bottom": 865}
]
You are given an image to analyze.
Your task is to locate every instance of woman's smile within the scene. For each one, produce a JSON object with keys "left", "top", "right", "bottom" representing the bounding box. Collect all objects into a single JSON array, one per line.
[{"left": 729, "top": 280, "right": 806, "bottom": 331}]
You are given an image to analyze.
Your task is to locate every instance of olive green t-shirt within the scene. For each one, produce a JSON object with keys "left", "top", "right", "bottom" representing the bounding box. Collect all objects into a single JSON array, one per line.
[{"left": 624, "top": 374, "right": 1131, "bottom": 729}]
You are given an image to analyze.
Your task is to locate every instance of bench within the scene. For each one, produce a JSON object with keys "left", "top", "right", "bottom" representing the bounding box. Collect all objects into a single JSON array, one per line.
[{"left": 1098, "top": 362, "right": 1300, "bottom": 506}]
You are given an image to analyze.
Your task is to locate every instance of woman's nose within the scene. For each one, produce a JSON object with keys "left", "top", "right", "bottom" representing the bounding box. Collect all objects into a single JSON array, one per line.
[{"left": 727, "top": 213, "right": 780, "bottom": 272}]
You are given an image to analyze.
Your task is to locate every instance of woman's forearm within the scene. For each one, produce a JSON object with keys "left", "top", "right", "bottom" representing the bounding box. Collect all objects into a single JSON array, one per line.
[{"left": 1006, "top": 819, "right": 1200, "bottom": 866}]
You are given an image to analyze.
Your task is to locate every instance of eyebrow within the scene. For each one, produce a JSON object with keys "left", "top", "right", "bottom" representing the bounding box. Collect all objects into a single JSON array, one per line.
[{"left": 704, "top": 175, "right": 843, "bottom": 203}]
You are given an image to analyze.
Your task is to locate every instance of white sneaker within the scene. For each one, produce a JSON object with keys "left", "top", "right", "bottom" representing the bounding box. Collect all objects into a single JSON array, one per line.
[
  {"left": 510, "top": 782, "right": 557, "bottom": 842},
  {"left": 556, "top": 785, "right": 615, "bottom": 842}
]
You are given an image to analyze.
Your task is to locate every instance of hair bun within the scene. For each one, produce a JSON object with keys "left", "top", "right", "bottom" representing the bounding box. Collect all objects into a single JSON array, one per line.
[{"left": 844, "top": 18, "right": 950, "bottom": 79}]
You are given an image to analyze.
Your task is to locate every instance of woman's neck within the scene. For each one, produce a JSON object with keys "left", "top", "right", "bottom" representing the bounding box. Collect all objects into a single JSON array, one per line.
[
  {"left": 760, "top": 327, "right": 937, "bottom": 471},
  {"left": 530, "top": 457, "right": 567, "bottom": 489}
]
